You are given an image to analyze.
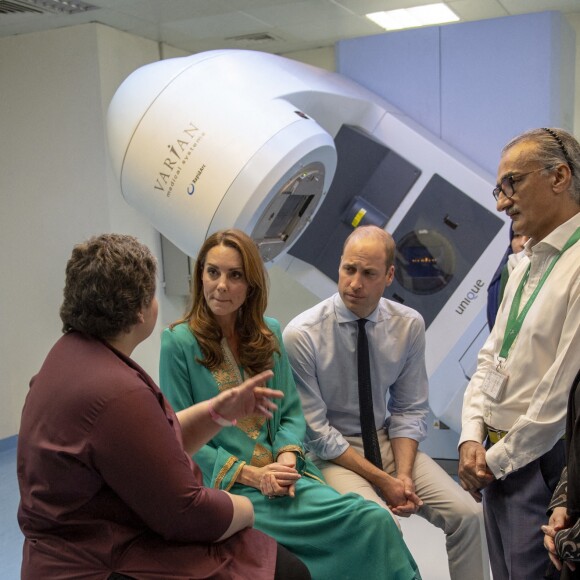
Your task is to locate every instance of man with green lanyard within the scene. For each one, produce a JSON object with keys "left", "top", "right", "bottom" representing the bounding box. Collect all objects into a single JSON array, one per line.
[{"left": 458, "top": 127, "right": 580, "bottom": 580}]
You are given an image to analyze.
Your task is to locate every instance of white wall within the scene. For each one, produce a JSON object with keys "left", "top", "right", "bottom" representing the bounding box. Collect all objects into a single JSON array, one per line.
[
  {"left": 0, "top": 23, "right": 189, "bottom": 439},
  {"left": 1, "top": 25, "right": 104, "bottom": 438}
]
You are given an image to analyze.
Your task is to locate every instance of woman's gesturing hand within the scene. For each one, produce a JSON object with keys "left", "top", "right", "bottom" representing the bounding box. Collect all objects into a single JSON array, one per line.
[
  {"left": 212, "top": 370, "right": 283, "bottom": 422},
  {"left": 177, "top": 371, "right": 283, "bottom": 455}
]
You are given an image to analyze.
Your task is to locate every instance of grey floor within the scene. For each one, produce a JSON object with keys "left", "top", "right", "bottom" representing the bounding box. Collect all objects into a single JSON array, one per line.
[{"left": 2, "top": 434, "right": 455, "bottom": 579}]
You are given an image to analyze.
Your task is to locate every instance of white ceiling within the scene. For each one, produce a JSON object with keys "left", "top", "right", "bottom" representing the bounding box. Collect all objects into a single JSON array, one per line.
[{"left": 0, "top": 0, "right": 578, "bottom": 55}]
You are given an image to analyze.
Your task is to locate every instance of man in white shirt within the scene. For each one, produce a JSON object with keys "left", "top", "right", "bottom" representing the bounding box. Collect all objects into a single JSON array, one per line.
[
  {"left": 284, "top": 225, "right": 488, "bottom": 580},
  {"left": 459, "top": 127, "right": 580, "bottom": 580}
]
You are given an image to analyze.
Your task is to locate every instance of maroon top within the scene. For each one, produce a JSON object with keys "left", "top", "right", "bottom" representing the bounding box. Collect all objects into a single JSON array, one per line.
[{"left": 17, "top": 331, "right": 276, "bottom": 579}]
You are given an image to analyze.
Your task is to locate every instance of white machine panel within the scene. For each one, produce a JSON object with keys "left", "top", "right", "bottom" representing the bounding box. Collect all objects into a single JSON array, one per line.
[{"left": 107, "top": 49, "right": 509, "bottom": 433}]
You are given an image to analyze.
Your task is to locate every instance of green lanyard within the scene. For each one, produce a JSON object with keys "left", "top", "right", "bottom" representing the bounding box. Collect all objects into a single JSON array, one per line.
[{"left": 499, "top": 226, "right": 580, "bottom": 360}]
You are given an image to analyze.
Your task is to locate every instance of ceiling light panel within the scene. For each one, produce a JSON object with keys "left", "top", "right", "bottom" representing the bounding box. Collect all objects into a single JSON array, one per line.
[{"left": 367, "top": 3, "right": 460, "bottom": 31}]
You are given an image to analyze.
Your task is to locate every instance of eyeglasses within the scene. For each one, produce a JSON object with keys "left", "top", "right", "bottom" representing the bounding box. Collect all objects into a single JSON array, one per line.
[{"left": 492, "top": 166, "right": 552, "bottom": 201}]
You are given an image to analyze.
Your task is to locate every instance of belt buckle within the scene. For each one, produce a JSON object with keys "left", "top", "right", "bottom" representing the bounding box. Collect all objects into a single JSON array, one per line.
[{"left": 486, "top": 425, "right": 507, "bottom": 445}]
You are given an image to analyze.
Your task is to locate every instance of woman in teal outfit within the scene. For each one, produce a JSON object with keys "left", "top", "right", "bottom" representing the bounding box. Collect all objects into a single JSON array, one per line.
[{"left": 160, "top": 229, "right": 420, "bottom": 580}]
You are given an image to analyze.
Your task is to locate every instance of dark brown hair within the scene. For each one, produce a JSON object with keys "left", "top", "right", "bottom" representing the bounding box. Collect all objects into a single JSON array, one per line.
[{"left": 60, "top": 233, "right": 157, "bottom": 339}]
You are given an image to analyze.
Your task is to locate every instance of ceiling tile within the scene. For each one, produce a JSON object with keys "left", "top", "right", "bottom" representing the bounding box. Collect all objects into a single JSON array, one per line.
[
  {"left": 242, "top": 0, "right": 351, "bottom": 26},
  {"left": 500, "top": 0, "right": 580, "bottom": 14},
  {"left": 334, "top": 0, "right": 452, "bottom": 15},
  {"left": 281, "top": 13, "right": 382, "bottom": 42},
  {"left": 447, "top": 0, "right": 508, "bottom": 21},
  {"left": 0, "top": 0, "right": 577, "bottom": 55},
  {"left": 163, "top": 11, "right": 271, "bottom": 41}
]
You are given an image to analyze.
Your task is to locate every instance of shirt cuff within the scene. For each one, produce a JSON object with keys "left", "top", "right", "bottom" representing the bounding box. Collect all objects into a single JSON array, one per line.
[
  {"left": 486, "top": 442, "right": 512, "bottom": 479},
  {"left": 458, "top": 420, "right": 487, "bottom": 448},
  {"left": 387, "top": 416, "right": 428, "bottom": 442},
  {"left": 306, "top": 431, "right": 350, "bottom": 461}
]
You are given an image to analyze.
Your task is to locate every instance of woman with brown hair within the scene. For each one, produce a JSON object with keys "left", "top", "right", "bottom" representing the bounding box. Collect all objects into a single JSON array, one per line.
[
  {"left": 17, "top": 233, "right": 308, "bottom": 580},
  {"left": 160, "top": 229, "right": 420, "bottom": 580}
]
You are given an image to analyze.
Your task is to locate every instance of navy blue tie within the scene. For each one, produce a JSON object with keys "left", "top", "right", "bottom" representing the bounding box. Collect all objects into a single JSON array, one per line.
[{"left": 357, "top": 319, "right": 383, "bottom": 470}]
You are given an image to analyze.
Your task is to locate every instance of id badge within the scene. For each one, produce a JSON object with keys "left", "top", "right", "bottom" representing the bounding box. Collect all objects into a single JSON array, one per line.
[{"left": 481, "top": 367, "right": 509, "bottom": 401}]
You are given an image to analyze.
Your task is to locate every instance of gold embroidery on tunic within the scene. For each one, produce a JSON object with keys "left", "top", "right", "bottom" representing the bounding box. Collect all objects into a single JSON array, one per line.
[
  {"left": 214, "top": 456, "right": 238, "bottom": 489},
  {"left": 211, "top": 339, "right": 266, "bottom": 440},
  {"left": 226, "top": 461, "right": 247, "bottom": 492},
  {"left": 304, "top": 471, "right": 326, "bottom": 485},
  {"left": 251, "top": 443, "right": 274, "bottom": 467},
  {"left": 237, "top": 414, "right": 266, "bottom": 440},
  {"left": 276, "top": 445, "right": 304, "bottom": 458}
]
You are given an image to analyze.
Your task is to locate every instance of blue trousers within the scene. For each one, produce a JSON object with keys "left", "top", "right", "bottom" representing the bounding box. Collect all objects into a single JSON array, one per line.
[{"left": 483, "top": 440, "right": 565, "bottom": 580}]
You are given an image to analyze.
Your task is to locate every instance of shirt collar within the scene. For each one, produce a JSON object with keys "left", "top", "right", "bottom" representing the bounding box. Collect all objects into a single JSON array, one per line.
[
  {"left": 526, "top": 211, "right": 580, "bottom": 257},
  {"left": 333, "top": 293, "right": 381, "bottom": 324}
]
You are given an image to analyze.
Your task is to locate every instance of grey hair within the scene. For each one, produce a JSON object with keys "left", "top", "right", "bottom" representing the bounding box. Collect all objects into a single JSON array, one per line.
[{"left": 502, "top": 127, "right": 580, "bottom": 204}]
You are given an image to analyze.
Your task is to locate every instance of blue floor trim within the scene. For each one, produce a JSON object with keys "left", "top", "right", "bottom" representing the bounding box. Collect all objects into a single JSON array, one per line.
[
  {"left": 0, "top": 435, "right": 17, "bottom": 453},
  {"left": 0, "top": 437, "right": 21, "bottom": 580}
]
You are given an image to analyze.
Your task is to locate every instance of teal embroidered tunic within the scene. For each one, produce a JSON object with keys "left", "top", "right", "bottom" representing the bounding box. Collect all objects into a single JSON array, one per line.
[{"left": 160, "top": 318, "right": 420, "bottom": 580}]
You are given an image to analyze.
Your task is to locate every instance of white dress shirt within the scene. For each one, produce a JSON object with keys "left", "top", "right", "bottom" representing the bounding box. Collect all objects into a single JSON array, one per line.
[
  {"left": 283, "top": 293, "right": 429, "bottom": 461},
  {"left": 460, "top": 212, "right": 580, "bottom": 479}
]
